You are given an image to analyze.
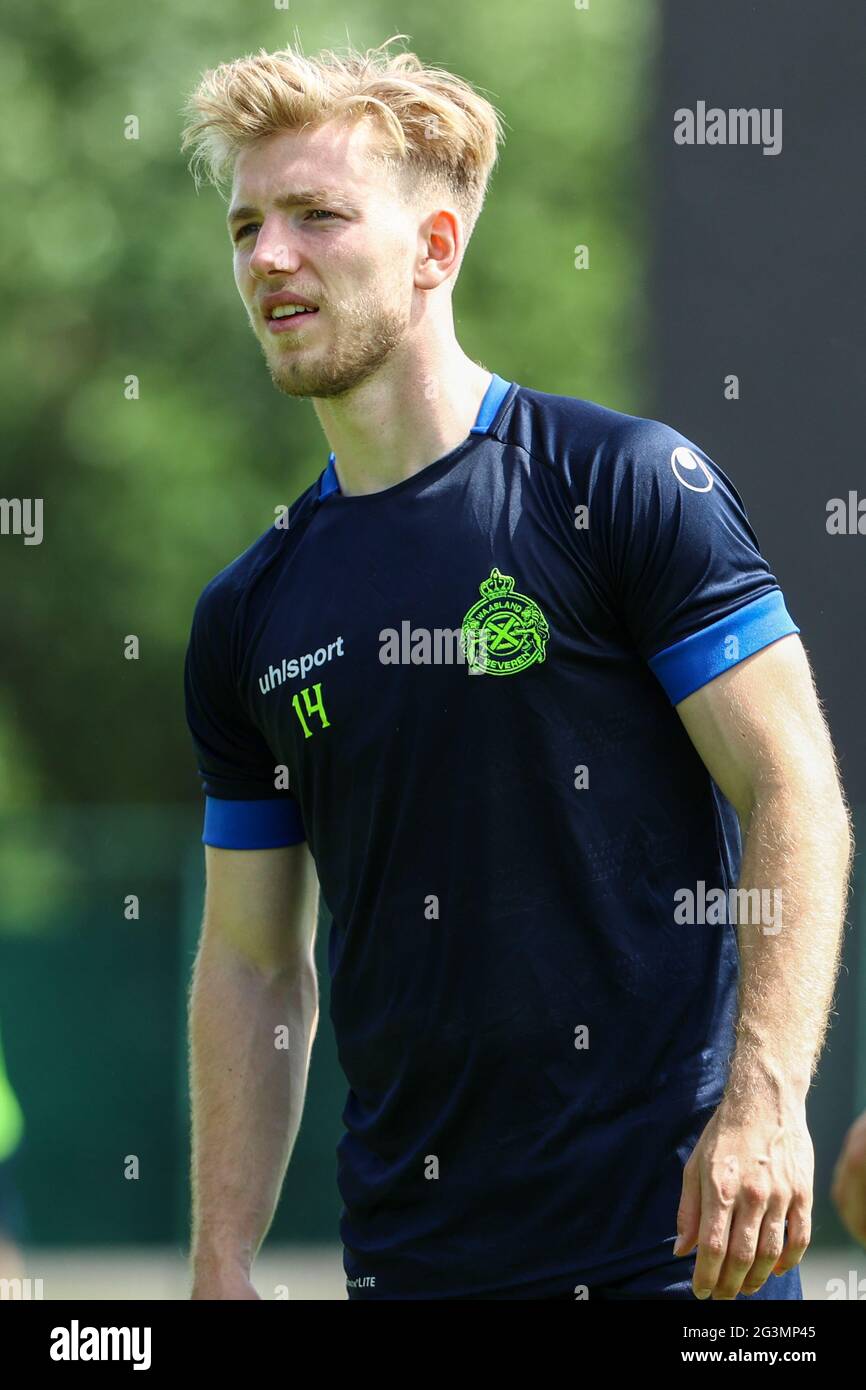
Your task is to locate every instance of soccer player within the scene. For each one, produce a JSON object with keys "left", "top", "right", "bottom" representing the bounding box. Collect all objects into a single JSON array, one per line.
[{"left": 181, "top": 39, "right": 852, "bottom": 1301}]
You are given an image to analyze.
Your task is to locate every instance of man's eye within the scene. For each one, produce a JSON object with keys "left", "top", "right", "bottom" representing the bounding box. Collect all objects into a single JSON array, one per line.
[
  {"left": 306, "top": 209, "right": 338, "bottom": 221},
  {"left": 233, "top": 223, "right": 260, "bottom": 243}
]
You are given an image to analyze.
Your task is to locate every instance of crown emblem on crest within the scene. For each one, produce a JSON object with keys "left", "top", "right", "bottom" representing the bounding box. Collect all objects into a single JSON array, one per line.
[{"left": 478, "top": 568, "right": 514, "bottom": 601}]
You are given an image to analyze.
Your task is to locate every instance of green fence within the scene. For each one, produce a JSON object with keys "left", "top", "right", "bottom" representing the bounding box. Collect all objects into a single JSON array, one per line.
[{"left": 0, "top": 806, "right": 343, "bottom": 1247}]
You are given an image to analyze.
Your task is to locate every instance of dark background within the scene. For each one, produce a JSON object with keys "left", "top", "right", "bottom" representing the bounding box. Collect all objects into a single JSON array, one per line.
[
  {"left": 654, "top": 1, "right": 865, "bottom": 798},
  {"left": 653, "top": 0, "right": 866, "bottom": 1248}
]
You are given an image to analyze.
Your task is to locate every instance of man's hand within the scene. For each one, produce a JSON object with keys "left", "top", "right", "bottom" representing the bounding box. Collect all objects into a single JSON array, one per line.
[
  {"left": 831, "top": 1109, "right": 866, "bottom": 1245},
  {"left": 674, "top": 1094, "right": 813, "bottom": 1299}
]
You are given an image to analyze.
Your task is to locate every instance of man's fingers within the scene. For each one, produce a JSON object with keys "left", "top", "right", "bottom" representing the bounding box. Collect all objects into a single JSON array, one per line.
[
  {"left": 674, "top": 1158, "right": 702, "bottom": 1256},
  {"left": 772, "top": 1197, "right": 811, "bottom": 1275},
  {"left": 692, "top": 1199, "right": 734, "bottom": 1299},
  {"left": 740, "top": 1199, "right": 788, "bottom": 1295},
  {"left": 710, "top": 1186, "right": 770, "bottom": 1299}
]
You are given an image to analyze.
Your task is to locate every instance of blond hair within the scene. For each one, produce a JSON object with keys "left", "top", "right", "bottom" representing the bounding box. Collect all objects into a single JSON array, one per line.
[{"left": 181, "top": 35, "right": 505, "bottom": 239}]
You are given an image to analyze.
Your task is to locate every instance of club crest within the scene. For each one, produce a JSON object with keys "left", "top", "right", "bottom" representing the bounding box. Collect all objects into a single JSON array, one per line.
[{"left": 460, "top": 568, "right": 549, "bottom": 675}]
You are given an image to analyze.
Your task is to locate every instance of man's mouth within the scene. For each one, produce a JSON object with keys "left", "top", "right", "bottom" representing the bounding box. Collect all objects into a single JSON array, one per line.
[{"left": 266, "top": 305, "right": 320, "bottom": 333}]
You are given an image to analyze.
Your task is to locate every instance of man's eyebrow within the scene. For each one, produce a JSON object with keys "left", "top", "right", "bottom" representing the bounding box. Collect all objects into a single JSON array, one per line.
[{"left": 226, "top": 189, "right": 358, "bottom": 225}]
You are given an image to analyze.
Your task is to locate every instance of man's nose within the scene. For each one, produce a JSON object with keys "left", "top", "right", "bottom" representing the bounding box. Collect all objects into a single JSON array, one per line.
[{"left": 249, "top": 225, "right": 302, "bottom": 279}]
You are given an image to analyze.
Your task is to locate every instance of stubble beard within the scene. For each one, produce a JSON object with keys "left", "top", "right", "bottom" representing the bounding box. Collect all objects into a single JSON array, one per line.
[{"left": 262, "top": 284, "right": 411, "bottom": 400}]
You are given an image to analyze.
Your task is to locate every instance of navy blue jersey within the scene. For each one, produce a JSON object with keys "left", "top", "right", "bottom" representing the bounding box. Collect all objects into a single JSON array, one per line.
[{"left": 184, "top": 374, "right": 799, "bottom": 1298}]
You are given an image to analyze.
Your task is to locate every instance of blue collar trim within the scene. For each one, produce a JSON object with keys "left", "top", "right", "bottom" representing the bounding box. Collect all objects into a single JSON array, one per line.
[{"left": 318, "top": 373, "right": 512, "bottom": 499}]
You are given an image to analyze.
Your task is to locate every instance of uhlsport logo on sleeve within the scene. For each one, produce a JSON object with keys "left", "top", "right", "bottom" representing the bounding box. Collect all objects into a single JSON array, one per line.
[
  {"left": 670, "top": 446, "right": 714, "bottom": 493},
  {"left": 460, "top": 568, "right": 549, "bottom": 675}
]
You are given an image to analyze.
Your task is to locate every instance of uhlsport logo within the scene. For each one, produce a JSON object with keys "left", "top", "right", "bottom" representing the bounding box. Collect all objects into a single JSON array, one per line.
[
  {"left": 460, "top": 568, "right": 549, "bottom": 675},
  {"left": 671, "top": 446, "right": 714, "bottom": 493}
]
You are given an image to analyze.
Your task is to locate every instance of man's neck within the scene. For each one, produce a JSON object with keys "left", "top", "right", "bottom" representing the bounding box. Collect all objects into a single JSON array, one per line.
[{"left": 311, "top": 347, "right": 493, "bottom": 497}]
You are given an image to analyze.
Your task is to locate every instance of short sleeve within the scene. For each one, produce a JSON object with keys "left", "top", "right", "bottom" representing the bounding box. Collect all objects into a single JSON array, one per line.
[
  {"left": 590, "top": 419, "right": 799, "bottom": 704},
  {"left": 184, "top": 579, "right": 306, "bottom": 849}
]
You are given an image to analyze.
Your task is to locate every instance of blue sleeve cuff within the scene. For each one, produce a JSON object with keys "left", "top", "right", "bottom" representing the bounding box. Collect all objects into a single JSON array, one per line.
[
  {"left": 648, "top": 590, "right": 800, "bottom": 705},
  {"left": 203, "top": 796, "right": 306, "bottom": 849}
]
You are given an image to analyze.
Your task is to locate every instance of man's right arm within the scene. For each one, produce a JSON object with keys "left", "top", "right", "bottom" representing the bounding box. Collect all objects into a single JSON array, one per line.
[{"left": 188, "top": 840, "right": 320, "bottom": 1299}]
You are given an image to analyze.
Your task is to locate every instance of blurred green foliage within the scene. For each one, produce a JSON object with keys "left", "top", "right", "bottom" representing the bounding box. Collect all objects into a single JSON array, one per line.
[{"left": 0, "top": 0, "right": 655, "bottom": 809}]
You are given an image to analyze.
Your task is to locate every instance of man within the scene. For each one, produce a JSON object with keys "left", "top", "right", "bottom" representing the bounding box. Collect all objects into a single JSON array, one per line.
[
  {"left": 181, "top": 38, "right": 852, "bottom": 1301},
  {"left": 833, "top": 1110, "right": 866, "bottom": 1246}
]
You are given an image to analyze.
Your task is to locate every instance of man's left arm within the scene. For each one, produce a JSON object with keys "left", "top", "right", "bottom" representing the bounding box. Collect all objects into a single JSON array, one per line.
[{"left": 672, "top": 632, "right": 853, "bottom": 1300}]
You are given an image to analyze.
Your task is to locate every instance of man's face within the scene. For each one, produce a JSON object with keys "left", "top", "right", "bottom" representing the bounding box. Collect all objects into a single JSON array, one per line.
[{"left": 228, "top": 119, "right": 420, "bottom": 398}]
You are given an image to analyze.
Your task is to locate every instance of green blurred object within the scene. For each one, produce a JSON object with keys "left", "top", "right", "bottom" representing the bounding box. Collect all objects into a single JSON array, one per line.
[{"left": 0, "top": 1024, "right": 24, "bottom": 1162}]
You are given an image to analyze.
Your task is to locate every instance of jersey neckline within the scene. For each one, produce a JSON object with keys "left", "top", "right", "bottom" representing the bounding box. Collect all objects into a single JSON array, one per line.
[{"left": 317, "top": 374, "right": 518, "bottom": 504}]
